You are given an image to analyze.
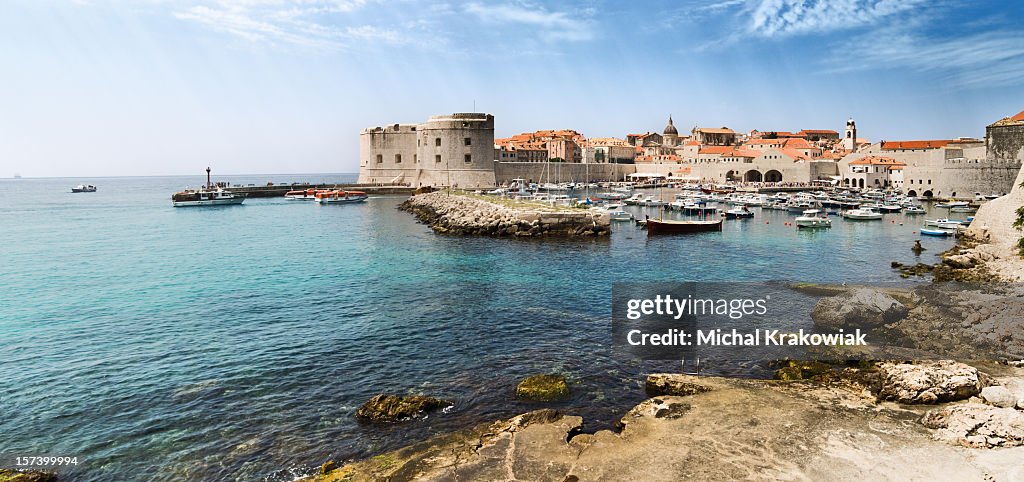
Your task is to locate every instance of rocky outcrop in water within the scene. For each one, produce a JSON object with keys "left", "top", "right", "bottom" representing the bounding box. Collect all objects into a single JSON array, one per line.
[
  {"left": 399, "top": 192, "right": 609, "bottom": 237},
  {"left": 0, "top": 470, "right": 57, "bottom": 482},
  {"left": 515, "top": 374, "right": 570, "bottom": 401},
  {"left": 922, "top": 403, "right": 1024, "bottom": 448},
  {"left": 355, "top": 394, "right": 453, "bottom": 423},
  {"left": 810, "top": 288, "right": 910, "bottom": 330}
]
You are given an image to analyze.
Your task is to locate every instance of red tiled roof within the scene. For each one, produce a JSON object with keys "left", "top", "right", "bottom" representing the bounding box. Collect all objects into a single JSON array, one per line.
[
  {"left": 783, "top": 138, "right": 812, "bottom": 149},
  {"left": 1012, "top": 110, "right": 1024, "bottom": 121},
  {"left": 781, "top": 148, "right": 809, "bottom": 161},
  {"left": 698, "top": 146, "right": 733, "bottom": 154},
  {"left": 798, "top": 129, "right": 839, "bottom": 135},
  {"left": 695, "top": 127, "right": 735, "bottom": 135},
  {"left": 881, "top": 140, "right": 953, "bottom": 150}
]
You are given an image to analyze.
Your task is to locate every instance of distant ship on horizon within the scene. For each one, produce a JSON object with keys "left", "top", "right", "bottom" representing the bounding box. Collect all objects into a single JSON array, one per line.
[{"left": 13, "top": 173, "right": 22, "bottom": 179}]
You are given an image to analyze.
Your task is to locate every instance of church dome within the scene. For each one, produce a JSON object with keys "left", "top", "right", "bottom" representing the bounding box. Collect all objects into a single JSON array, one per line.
[{"left": 663, "top": 115, "right": 678, "bottom": 135}]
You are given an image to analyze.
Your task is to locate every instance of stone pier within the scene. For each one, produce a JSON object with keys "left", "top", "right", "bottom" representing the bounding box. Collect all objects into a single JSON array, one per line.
[{"left": 399, "top": 192, "right": 610, "bottom": 237}]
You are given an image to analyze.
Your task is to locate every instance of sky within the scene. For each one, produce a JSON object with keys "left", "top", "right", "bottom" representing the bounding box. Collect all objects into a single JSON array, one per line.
[{"left": 2, "top": 0, "right": 1024, "bottom": 177}]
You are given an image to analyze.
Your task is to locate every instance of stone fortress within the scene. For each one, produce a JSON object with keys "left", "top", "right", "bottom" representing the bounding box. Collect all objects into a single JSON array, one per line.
[{"left": 357, "top": 110, "right": 1024, "bottom": 198}]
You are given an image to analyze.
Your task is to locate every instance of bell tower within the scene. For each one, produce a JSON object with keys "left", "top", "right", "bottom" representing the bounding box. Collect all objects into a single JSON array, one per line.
[{"left": 843, "top": 118, "right": 857, "bottom": 152}]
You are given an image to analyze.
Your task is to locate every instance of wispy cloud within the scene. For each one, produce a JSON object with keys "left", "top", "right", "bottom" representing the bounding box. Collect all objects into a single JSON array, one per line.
[
  {"left": 747, "top": 0, "right": 928, "bottom": 37},
  {"left": 172, "top": 0, "right": 411, "bottom": 50},
  {"left": 825, "top": 28, "right": 1024, "bottom": 87},
  {"left": 465, "top": 2, "right": 595, "bottom": 42}
]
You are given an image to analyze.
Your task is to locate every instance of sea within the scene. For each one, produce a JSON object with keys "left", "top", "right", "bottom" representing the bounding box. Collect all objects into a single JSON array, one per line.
[{"left": 0, "top": 174, "right": 960, "bottom": 481}]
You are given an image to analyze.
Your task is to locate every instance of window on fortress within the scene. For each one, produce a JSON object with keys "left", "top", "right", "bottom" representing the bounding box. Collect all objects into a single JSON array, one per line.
[
  {"left": 465, "top": 154, "right": 472, "bottom": 163},
  {"left": 414, "top": 155, "right": 418, "bottom": 163},
  {"left": 376, "top": 154, "right": 383, "bottom": 163},
  {"left": 395, "top": 154, "right": 402, "bottom": 163},
  {"left": 435, "top": 138, "right": 441, "bottom": 147},
  {"left": 464, "top": 138, "right": 472, "bottom": 146},
  {"left": 928, "top": 180, "right": 932, "bottom": 184},
  {"left": 435, "top": 155, "right": 441, "bottom": 163}
]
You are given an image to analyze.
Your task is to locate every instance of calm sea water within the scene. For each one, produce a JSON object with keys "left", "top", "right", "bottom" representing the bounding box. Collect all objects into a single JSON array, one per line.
[{"left": 0, "top": 175, "right": 958, "bottom": 481}]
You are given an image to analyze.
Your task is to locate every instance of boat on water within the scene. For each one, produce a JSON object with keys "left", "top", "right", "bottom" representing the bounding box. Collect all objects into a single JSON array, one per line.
[
  {"left": 285, "top": 189, "right": 320, "bottom": 200},
  {"left": 645, "top": 217, "right": 723, "bottom": 235},
  {"left": 71, "top": 184, "right": 97, "bottom": 193},
  {"left": 904, "top": 205, "right": 926, "bottom": 214},
  {"left": 315, "top": 190, "right": 368, "bottom": 204},
  {"left": 877, "top": 204, "right": 902, "bottom": 213},
  {"left": 623, "top": 193, "right": 644, "bottom": 205},
  {"left": 935, "top": 201, "right": 970, "bottom": 209},
  {"left": 606, "top": 210, "right": 634, "bottom": 221},
  {"left": 643, "top": 196, "right": 667, "bottom": 207},
  {"left": 597, "top": 191, "right": 628, "bottom": 200},
  {"left": 172, "top": 168, "right": 245, "bottom": 207},
  {"left": 924, "top": 218, "right": 964, "bottom": 229},
  {"left": 724, "top": 207, "right": 754, "bottom": 219},
  {"left": 794, "top": 209, "right": 832, "bottom": 228},
  {"left": 949, "top": 206, "right": 977, "bottom": 213},
  {"left": 842, "top": 207, "right": 883, "bottom": 220},
  {"left": 921, "top": 228, "right": 956, "bottom": 237}
]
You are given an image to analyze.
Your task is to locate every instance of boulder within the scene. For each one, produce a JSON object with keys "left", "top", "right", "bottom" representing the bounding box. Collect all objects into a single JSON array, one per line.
[
  {"left": 772, "top": 360, "right": 838, "bottom": 382},
  {"left": 875, "top": 360, "right": 982, "bottom": 404},
  {"left": 811, "top": 288, "right": 909, "bottom": 330},
  {"left": 320, "top": 460, "right": 337, "bottom": 475},
  {"left": 355, "top": 394, "right": 453, "bottom": 423},
  {"left": 515, "top": 374, "right": 570, "bottom": 401},
  {"left": 645, "top": 374, "right": 715, "bottom": 397},
  {"left": 980, "top": 386, "right": 1018, "bottom": 408},
  {"left": 921, "top": 403, "right": 1024, "bottom": 448}
]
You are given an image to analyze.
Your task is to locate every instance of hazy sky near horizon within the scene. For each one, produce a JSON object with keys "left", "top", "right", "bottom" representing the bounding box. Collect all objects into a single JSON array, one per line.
[{"left": 2, "top": 0, "right": 1024, "bottom": 177}]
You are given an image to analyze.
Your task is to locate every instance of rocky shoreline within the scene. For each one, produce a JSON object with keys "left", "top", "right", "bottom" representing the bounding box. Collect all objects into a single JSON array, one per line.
[
  {"left": 399, "top": 191, "right": 610, "bottom": 237},
  {"left": 307, "top": 364, "right": 1024, "bottom": 482}
]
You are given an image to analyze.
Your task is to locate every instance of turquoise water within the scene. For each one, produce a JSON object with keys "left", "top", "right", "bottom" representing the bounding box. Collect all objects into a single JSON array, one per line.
[{"left": 0, "top": 175, "right": 957, "bottom": 481}]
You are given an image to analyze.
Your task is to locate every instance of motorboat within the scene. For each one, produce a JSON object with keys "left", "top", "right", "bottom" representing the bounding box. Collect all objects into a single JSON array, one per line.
[
  {"left": 842, "top": 207, "right": 883, "bottom": 220},
  {"left": 949, "top": 206, "right": 977, "bottom": 213},
  {"left": 315, "top": 190, "right": 368, "bottom": 204},
  {"left": 724, "top": 207, "right": 754, "bottom": 219},
  {"left": 794, "top": 209, "right": 832, "bottom": 228},
  {"left": 924, "top": 218, "right": 964, "bottom": 229},
  {"left": 623, "top": 193, "right": 644, "bottom": 205},
  {"left": 172, "top": 168, "right": 245, "bottom": 207},
  {"left": 903, "top": 205, "right": 926, "bottom": 214},
  {"left": 920, "top": 228, "right": 956, "bottom": 237},
  {"left": 646, "top": 217, "right": 723, "bottom": 235},
  {"left": 935, "top": 201, "right": 969, "bottom": 209},
  {"left": 71, "top": 184, "right": 97, "bottom": 193},
  {"left": 597, "top": 192, "right": 628, "bottom": 200},
  {"left": 607, "top": 210, "right": 634, "bottom": 221},
  {"left": 877, "top": 204, "right": 902, "bottom": 213},
  {"left": 643, "top": 196, "right": 667, "bottom": 207}
]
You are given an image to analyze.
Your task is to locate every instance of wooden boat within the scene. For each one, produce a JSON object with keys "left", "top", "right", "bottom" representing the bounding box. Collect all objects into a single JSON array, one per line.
[{"left": 646, "top": 217, "right": 723, "bottom": 235}]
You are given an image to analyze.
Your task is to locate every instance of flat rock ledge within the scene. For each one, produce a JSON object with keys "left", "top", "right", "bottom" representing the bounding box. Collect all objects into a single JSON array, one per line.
[
  {"left": 307, "top": 370, "right": 1024, "bottom": 482},
  {"left": 399, "top": 192, "right": 609, "bottom": 237}
]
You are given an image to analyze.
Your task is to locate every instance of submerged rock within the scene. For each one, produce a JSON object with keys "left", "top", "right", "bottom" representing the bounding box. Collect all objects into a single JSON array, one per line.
[
  {"left": 0, "top": 470, "right": 58, "bottom": 482},
  {"left": 980, "top": 386, "right": 1018, "bottom": 408},
  {"left": 355, "top": 394, "right": 452, "bottom": 423},
  {"left": 811, "top": 288, "right": 909, "bottom": 330},
  {"left": 515, "top": 374, "right": 570, "bottom": 401},
  {"left": 645, "top": 373, "right": 715, "bottom": 397},
  {"left": 921, "top": 403, "right": 1024, "bottom": 448},
  {"left": 875, "top": 361, "right": 983, "bottom": 404}
]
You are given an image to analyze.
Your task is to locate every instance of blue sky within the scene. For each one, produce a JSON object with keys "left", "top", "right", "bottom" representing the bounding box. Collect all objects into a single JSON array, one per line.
[{"left": 2, "top": 0, "right": 1023, "bottom": 177}]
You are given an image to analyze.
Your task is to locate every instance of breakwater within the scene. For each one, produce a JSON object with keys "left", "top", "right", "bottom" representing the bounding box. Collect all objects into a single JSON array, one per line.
[
  {"left": 399, "top": 191, "right": 610, "bottom": 236},
  {"left": 226, "top": 183, "right": 414, "bottom": 198}
]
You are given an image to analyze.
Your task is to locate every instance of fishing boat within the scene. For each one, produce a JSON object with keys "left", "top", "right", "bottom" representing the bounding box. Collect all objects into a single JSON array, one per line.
[
  {"left": 920, "top": 228, "right": 955, "bottom": 237},
  {"left": 172, "top": 168, "right": 245, "bottom": 207},
  {"left": 646, "top": 217, "right": 723, "bottom": 235},
  {"left": 71, "top": 184, "right": 97, "bottom": 193},
  {"left": 842, "top": 207, "right": 883, "bottom": 220},
  {"left": 315, "top": 190, "right": 368, "bottom": 204},
  {"left": 794, "top": 209, "right": 832, "bottom": 228},
  {"left": 724, "top": 207, "right": 754, "bottom": 219},
  {"left": 284, "top": 189, "right": 319, "bottom": 200}
]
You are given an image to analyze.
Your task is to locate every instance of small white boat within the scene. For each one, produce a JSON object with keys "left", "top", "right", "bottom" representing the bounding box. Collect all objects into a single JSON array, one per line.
[
  {"left": 949, "top": 206, "right": 977, "bottom": 213},
  {"left": 172, "top": 168, "right": 244, "bottom": 207},
  {"left": 904, "top": 205, "right": 926, "bottom": 214},
  {"left": 935, "top": 201, "right": 969, "bottom": 209},
  {"left": 842, "top": 207, "right": 883, "bottom": 220},
  {"left": 921, "top": 228, "right": 955, "bottom": 237},
  {"left": 724, "top": 207, "right": 754, "bottom": 219},
  {"left": 607, "top": 210, "right": 634, "bottom": 221},
  {"left": 71, "top": 184, "right": 97, "bottom": 193},
  {"left": 623, "top": 193, "right": 644, "bottom": 205},
  {"left": 924, "top": 218, "right": 964, "bottom": 229},
  {"left": 643, "top": 196, "right": 667, "bottom": 207},
  {"left": 795, "top": 209, "right": 832, "bottom": 228}
]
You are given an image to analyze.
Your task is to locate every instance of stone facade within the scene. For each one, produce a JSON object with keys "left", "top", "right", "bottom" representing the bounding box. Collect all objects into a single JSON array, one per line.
[{"left": 358, "top": 113, "right": 496, "bottom": 188}]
